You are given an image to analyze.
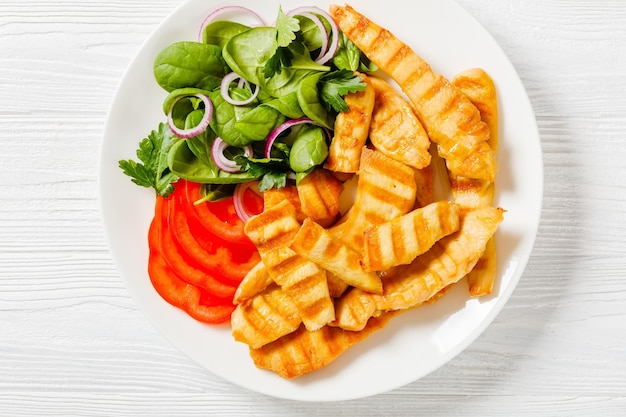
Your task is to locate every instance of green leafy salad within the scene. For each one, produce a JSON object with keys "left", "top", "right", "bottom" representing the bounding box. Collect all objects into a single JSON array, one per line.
[{"left": 119, "top": 5, "right": 377, "bottom": 198}]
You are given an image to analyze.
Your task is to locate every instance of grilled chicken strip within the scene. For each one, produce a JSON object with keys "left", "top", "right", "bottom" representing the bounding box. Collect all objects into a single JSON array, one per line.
[
  {"left": 368, "top": 76, "right": 431, "bottom": 169},
  {"left": 333, "top": 206, "right": 504, "bottom": 330},
  {"left": 249, "top": 311, "right": 399, "bottom": 379},
  {"left": 329, "top": 148, "right": 417, "bottom": 250},
  {"left": 244, "top": 200, "right": 335, "bottom": 331},
  {"left": 361, "top": 200, "right": 461, "bottom": 272},
  {"left": 291, "top": 218, "right": 383, "bottom": 294},
  {"left": 231, "top": 284, "right": 302, "bottom": 349},
  {"left": 451, "top": 68, "right": 499, "bottom": 296},
  {"left": 324, "top": 72, "right": 375, "bottom": 173},
  {"left": 329, "top": 4, "right": 497, "bottom": 182}
]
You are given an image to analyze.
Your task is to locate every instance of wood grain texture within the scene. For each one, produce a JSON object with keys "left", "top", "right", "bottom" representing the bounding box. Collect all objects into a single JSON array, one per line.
[{"left": 1, "top": 0, "right": 625, "bottom": 415}]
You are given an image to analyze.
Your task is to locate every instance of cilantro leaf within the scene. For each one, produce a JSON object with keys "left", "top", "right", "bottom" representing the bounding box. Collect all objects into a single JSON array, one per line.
[
  {"left": 276, "top": 7, "right": 300, "bottom": 47},
  {"left": 118, "top": 122, "right": 179, "bottom": 197},
  {"left": 319, "top": 70, "right": 367, "bottom": 112}
]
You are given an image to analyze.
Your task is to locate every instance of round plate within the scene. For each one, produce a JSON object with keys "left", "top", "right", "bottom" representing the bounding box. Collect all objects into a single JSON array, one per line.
[{"left": 100, "top": 0, "right": 542, "bottom": 402}]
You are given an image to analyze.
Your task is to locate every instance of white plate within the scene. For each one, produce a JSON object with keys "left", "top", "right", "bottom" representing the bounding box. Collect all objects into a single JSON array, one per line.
[{"left": 100, "top": 0, "right": 542, "bottom": 402}]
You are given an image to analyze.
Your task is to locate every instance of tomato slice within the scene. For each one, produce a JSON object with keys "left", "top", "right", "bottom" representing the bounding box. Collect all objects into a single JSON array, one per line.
[
  {"left": 148, "top": 250, "right": 235, "bottom": 324},
  {"left": 183, "top": 180, "right": 252, "bottom": 245},
  {"left": 147, "top": 202, "right": 234, "bottom": 324},
  {"left": 157, "top": 196, "right": 238, "bottom": 299},
  {"left": 168, "top": 187, "right": 260, "bottom": 284}
]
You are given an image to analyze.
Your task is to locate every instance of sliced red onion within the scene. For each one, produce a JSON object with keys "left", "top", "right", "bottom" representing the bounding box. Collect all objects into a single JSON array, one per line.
[
  {"left": 264, "top": 117, "right": 320, "bottom": 158},
  {"left": 233, "top": 181, "right": 261, "bottom": 222},
  {"left": 286, "top": 6, "right": 340, "bottom": 64},
  {"left": 198, "top": 6, "right": 265, "bottom": 42},
  {"left": 211, "top": 137, "right": 253, "bottom": 173},
  {"left": 287, "top": 10, "right": 328, "bottom": 62},
  {"left": 220, "top": 72, "right": 259, "bottom": 106},
  {"left": 167, "top": 94, "right": 213, "bottom": 139}
]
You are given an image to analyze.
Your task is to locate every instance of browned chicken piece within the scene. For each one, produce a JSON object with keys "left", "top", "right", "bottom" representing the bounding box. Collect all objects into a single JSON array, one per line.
[
  {"left": 263, "top": 184, "right": 306, "bottom": 223},
  {"left": 448, "top": 177, "right": 495, "bottom": 209},
  {"left": 326, "top": 272, "right": 350, "bottom": 298},
  {"left": 330, "top": 287, "right": 379, "bottom": 331},
  {"left": 413, "top": 164, "right": 435, "bottom": 208},
  {"left": 453, "top": 68, "right": 499, "bottom": 154},
  {"left": 449, "top": 68, "right": 498, "bottom": 209},
  {"left": 233, "top": 260, "right": 273, "bottom": 305},
  {"left": 465, "top": 238, "right": 497, "bottom": 296},
  {"left": 329, "top": 148, "right": 417, "bottom": 250},
  {"left": 361, "top": 201, "right": 461, "bottom": 272},
  {"left": 291, "top": 218, "right": 383, "bottom": 294},
  {"left": 249, "top": 311, "right": 400, "bottom": 379},
  {"left": 244, "top": 200, "right": 335, "bottom": 331},
  {"left": 296, "top": 168, "right": 344, "bottom": 227},
  {"left": 329, "top": 4, "right": 497, "bottom": 182},
  {"left": 324, "top": 72, "right": 375, "bottom": 173},
  {"left": 375, "top": 206, "right": 504, "bottom": 311},
  {"left": 231, "top": 284, "right": 302, "bottom": 349},
  {"left": 368, "top": 76, "right": 431, "bottom": 169},
  {"left": 451, "top": 68, "right": 499, "bottom": 296},
  {"left": 244, "top": 199, "right": 301, "bottom": 251},
  {"left": 332, "top": 206, "right": 503, "bottom": 329}
]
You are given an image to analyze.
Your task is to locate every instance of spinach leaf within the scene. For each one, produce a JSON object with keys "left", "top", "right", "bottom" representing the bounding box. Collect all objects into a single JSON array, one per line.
[
  {"left": 154, "top": 42, "right": 229, "bottom": 92},
  {"left": 235, "top": 104, "right": 285, "bottom": 142},
  {"left": 202, "top": 21, "right": 250, "bottom": 47},
  {"left": 161, "top": 87, "right": 213, "bottom": 115},
  {"left": 261, "top": 92, "right": 305, "bottom": 119},
  {"left": 222, "top": 27, "right": 277, "bottom": 85},
  {"left": 297, "top": 72, "right": 334, "bottom": 129},
  {"left": 184, "top": 109, "right": 217, "bottom": 168},
  {"left": 332, "top": 33, "right": 361, "bottom": 72},
  {"left": 167, "top": 139, "right": 254, "bottom": 184},
  {"left": 208, "top": 89, "right": 283, "bottom": 146},
  {"left": 118, "top": 123, "right": 179, "bottom": 197},
  {"left": 198, "top": 183, "right": 237, "bottom": 202},
  {"left": 263, "top": 40, "right": 330, "bottom": 97},
  {"left": 296, "top": 15, "right": 325, "bottom": 52},
  {"left": 333, "top": 33, "right": 378, "bottom": 73},
  {"left": 289, "top": 124, "right": 329, "bottom": 172},
  {"left": 223, "top": 28, "right": 330, "bottom": 98},
  {"left": 208, "top": 90, "right": 254, "bottom": 146}
]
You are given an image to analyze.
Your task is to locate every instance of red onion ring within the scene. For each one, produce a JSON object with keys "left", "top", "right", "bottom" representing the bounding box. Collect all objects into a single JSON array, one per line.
[
  {"left": 210, "top": 137, "right": 253, "bottom": 173},
  {"left": 233, "top": 181, "right": 261, "bottom": 222},
  {"left": 264, "top": 117, "right": 320, "bottom": 158},
  {"left": 220, "top": 72, "right": 260, "bottom": 106},
  {"left": 167, "top": 94, "right": 213, "bottom": 139},
  {"left": 287, "top": 10, "right": 329, "bottom": 62},
  {"left": 286, "top": 6, "right": 339, "bottom": 64},
  {"left": 198, "top": 6, "right": 266, "bottom": 43}
]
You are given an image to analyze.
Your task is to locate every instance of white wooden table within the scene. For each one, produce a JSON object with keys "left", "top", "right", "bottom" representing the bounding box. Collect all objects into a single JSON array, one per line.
[{"left": 1, "top": 0, "right": 625, "bottom": 415}]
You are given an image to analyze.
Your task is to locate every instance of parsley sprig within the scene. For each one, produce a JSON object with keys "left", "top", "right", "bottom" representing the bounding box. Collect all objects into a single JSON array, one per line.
[
  {"left": 118, "top": 123, "right": 179, "bottom": 197},
  {"left": 319, "top": 69, "right": 367, "bottom": 112}
]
